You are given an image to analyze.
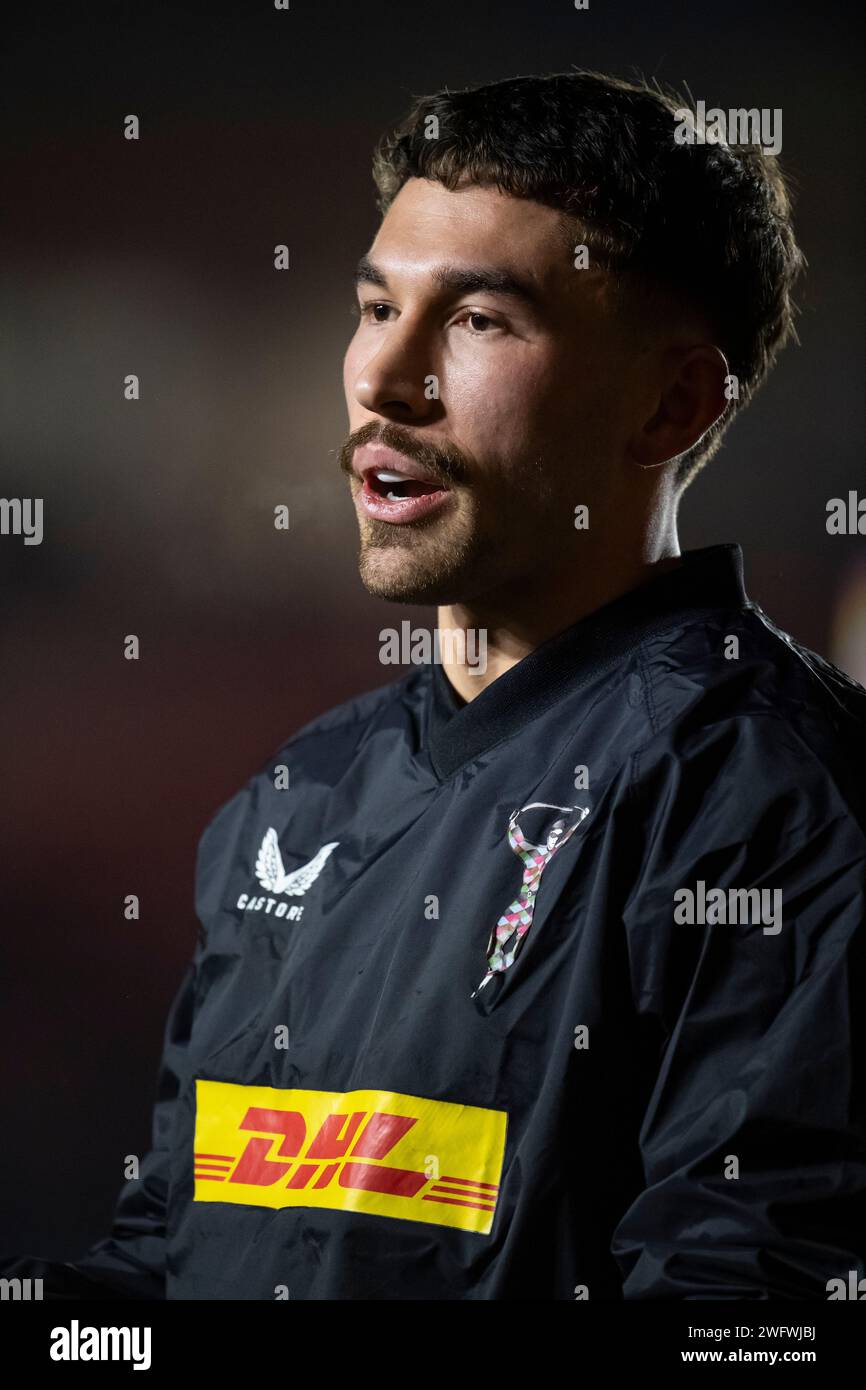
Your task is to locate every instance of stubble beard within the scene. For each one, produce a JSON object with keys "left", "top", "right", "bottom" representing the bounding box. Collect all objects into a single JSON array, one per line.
[
  {"left": 355, "top": 468, "right": 556, "bottom": 606},
  {"left": 349, "top": 447, "right": 561, "bottom": 606},
  {"left": 356, "top": 505, "right": 480, "bottom": 605}
]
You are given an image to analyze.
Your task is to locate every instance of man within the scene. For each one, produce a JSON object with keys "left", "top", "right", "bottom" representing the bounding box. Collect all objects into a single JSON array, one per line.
[{"left": 4, "top": 70, "right": 865, "bottom": 1300}]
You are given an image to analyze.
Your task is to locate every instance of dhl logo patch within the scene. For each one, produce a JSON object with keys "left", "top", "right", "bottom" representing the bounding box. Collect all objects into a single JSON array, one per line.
[{"left": 193, "top": 1080, "right": 508, "bottom": 1235}]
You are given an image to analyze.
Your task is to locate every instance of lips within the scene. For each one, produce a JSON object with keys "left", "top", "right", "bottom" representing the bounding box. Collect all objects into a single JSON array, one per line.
[{"left": 352, "top": 443, "right": 452, "bottom": 525}]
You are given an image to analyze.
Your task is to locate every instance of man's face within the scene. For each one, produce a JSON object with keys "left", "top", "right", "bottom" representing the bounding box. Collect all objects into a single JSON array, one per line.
[{"left": 341, "top": 178, "right": 640, "bottom": 605}]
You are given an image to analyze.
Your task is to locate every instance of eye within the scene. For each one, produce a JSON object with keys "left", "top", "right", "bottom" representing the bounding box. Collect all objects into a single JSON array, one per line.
[
  {"left": 355, "top": 301, "right": 394, "bottom": 323},
  {"left": 456, "top": 310, "right": 503, "bottom": 335}
]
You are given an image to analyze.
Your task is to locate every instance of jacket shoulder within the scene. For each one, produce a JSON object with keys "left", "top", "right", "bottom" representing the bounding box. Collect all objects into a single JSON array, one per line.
[
  {"left": 195, "top": 669, "right": 425, "bottom": 858},
  {"left": 637, "top": 601, "right": 866, "bottom": 824},
  {"left": 268, "top": 667, "right": 422, "bottom": 767},
  {"left": 647, "top": 600, "right": 866, "bottom": 740}
]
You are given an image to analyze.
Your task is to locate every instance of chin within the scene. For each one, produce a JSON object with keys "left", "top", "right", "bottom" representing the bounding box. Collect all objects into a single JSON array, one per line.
[
  {"left": 359, "top": 561, "right": 447, "bottom": 605},
  {"left": 357, "top": 547, "right": 472, "bottom": 606}
]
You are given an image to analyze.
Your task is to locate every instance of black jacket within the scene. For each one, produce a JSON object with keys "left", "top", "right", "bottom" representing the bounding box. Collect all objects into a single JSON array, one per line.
[{"left": 4, "top": 544, "right": 866, "bottom": 1299}]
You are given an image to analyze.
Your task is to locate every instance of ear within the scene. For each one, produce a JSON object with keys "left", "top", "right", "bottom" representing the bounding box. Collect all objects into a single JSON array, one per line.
[{"left": 629, "top": 344, "right": 730, "bottom": 469}]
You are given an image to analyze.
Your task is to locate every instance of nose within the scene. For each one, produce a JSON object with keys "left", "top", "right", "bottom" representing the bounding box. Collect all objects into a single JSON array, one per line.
[{"left": 350, "top": 317, "right": 439, "bottom": 422}]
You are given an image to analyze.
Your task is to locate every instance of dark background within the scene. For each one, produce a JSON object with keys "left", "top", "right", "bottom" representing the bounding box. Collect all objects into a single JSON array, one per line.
[{"left": 2, "top": 0, "right": 864, "bottom": 1259}]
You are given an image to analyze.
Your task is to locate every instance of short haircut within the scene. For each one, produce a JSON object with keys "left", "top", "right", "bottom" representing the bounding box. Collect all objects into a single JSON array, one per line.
[{"left": 371, "top": 70, "right": 804, "bottom": 488}]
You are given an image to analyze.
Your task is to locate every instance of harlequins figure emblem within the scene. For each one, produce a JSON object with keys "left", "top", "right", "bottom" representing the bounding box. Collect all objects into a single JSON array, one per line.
[{"left": 473, "top": 801, "right": 589, "bottom": 996}]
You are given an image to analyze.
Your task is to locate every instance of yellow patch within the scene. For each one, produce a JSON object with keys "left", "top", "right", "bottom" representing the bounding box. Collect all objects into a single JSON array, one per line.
[{"left": 193, "top": 1080, "right": 508, "bottom": 1235}]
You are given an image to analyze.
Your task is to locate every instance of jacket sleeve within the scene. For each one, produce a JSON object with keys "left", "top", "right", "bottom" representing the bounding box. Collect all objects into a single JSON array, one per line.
[
  {"left": 0, "top": 946, "right": 200, "bottom": 1300},
  {"left": 611, "top": 712, "right": 866, "bottom": 1299}
]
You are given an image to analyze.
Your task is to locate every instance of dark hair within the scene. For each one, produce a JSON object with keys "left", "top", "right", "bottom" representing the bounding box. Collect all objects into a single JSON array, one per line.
[{"left": 372, "top": 70, "right": 804, "bottom": 488}]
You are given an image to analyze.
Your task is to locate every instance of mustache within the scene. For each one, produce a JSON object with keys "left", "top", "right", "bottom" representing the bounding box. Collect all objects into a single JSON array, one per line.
[{"left": 338, "top": 421, "right": 470, "bottom": 488}]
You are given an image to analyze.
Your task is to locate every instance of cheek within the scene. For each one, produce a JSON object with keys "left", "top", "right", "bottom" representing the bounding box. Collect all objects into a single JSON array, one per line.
[{"left": 446, "top": 350, "right": 554, "bottom": 441}]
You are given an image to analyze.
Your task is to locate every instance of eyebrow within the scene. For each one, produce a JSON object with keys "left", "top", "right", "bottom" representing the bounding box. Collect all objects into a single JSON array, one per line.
[{"left": 354, "top": 255, "right": 543, "bottom": 309}]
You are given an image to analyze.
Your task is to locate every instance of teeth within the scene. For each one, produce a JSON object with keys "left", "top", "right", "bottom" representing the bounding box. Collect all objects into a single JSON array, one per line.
[
  {"left": 375, "top": 469, "right": 409, "bottom": 482},
  {"left": 386, "top": 490, "right": 402, "bottom": 502}
]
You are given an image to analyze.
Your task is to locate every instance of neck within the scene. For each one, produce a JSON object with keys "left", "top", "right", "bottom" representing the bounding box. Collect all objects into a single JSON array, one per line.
[{"left": 437, "top": 519, "right": 682, "bottom": 702}]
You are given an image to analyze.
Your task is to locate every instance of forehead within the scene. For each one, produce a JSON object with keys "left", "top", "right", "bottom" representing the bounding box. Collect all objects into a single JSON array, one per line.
[{"left": 369, "top": 178, "right": 574, "bottom": 285}]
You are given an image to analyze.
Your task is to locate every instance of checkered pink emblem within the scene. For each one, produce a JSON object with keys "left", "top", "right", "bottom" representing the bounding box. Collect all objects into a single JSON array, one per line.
[{"left": 472, "top": 801, "right": 589, "bottom": 997}]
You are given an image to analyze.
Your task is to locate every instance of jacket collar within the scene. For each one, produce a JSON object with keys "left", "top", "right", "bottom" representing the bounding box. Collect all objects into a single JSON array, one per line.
[{"left": 426, "top": 543, "right": 748, "bottom": 780}]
